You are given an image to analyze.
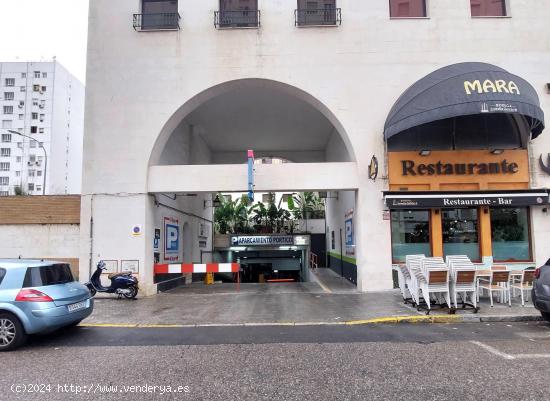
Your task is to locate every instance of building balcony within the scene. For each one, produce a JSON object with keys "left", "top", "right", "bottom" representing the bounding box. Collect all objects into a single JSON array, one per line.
[
  {"left": 214, "top": 10, "right": 261, "bottom": 29},
  {"left": 133, "top": 13, "right": 181, "bottom": 31},
  {"left": 295, "top": 8, "right": 341, "bottom": 27}
]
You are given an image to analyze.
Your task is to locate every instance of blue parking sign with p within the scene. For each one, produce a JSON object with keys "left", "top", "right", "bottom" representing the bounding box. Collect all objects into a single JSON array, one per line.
[
  {"left": 166, "top": 224, "right": 179, "bottom": 251},
  {"left": 164, "top": 217, "right": 180, "bottom": 261}
]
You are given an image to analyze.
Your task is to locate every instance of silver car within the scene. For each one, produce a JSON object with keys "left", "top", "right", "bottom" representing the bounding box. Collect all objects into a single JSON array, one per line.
[{"left": 0, "top": 259, "right": 93, "bottom": 351}]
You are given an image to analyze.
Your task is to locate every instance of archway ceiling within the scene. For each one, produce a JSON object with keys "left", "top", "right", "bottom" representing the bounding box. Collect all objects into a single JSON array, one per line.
[{"left": 185, "top": 86, "right": 336, "bottom": 152}]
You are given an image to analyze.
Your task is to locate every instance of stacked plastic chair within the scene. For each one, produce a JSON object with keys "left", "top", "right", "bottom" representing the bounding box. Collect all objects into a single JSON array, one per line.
[
  {"left": 396, "top": 263, "right": 412, "bottom": 303},
  {"left": 405, "top": 254, "right": 425, "bottom": 306},
  {"left": 418, "top": 257, "right": 450, "bottom": 312},
  {"left": 446, "top": 255, "right": 478, "bottom": 311}
]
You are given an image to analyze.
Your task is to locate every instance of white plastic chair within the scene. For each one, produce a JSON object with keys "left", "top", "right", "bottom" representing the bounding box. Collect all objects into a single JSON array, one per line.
[
  {"left": 418, "top": 257, "right": 451, "bottom": 311},
  {"left": 396, "top": 264, "right": 412, "bottom": 301},
  {"left": 478, "top": 270, "right": 511, "bottom": 307},
  {"left": 405, "top": 254, "right": 425, "bottom": 306},
  {"left": 510, "top": 268, "right": 535, "bottom": 306},
  {"left": 446, "top": 256, "right": 477, "bottom": 309}
]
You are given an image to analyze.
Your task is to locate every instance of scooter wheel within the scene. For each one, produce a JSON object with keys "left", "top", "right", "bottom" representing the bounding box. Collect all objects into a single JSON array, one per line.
[
  {"left": 89, "top": 288, "right": 97, "bottom": 297},
  {"left": 123, "top": 286, "right": 138, "bottom": 299}
]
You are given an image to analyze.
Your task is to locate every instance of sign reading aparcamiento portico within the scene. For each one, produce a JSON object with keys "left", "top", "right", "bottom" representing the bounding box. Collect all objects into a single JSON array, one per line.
[{"left": 231, "top": 235, "right": 294, "bottom": 246}]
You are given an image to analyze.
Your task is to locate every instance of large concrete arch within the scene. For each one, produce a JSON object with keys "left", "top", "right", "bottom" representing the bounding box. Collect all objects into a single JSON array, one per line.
[{"left": 148, "top": 78, "right": 357, "bottom": 167}]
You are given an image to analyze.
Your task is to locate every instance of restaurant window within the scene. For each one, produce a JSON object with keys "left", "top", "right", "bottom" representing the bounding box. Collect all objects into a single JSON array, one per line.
[
  {"left": 491, "top": 207, "right": 531, "bottom": 261},
  {"left": 389, "top": 0, "right": 427, "bottom": 18},
  {"left": 391, "top": 209, "right": 431, "bottom": 263},
  {"left": 442, "top": 208, "right": 480, "bottom": 262},
  {"left": 470, "top": 0, "right": 507, "bottom": 17}
]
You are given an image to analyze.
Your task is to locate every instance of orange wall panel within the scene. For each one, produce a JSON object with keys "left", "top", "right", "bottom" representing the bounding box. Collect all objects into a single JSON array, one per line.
[{"left": 388, "top": 149, "right": 529, "bottom": 191}]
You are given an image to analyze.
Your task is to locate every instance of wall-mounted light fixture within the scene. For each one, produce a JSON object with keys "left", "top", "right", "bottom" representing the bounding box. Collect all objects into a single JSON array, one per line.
[
  {"left": 419, "top": 150, "right": 431, "bottom": 156},
  {"left": 490, "top": 149, "right": 504, "bottom": 155},
  {"left": 204, "top": 194, "right": 222, "bottom": 209}
]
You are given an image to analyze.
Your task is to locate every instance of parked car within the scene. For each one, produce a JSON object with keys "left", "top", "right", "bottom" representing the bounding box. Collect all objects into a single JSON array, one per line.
[
  {"left": 532, "top": 259, "right": 550, "bottom": 323},
  {"left": 0, "top": 260, "right": 93, "bottom": 351}
]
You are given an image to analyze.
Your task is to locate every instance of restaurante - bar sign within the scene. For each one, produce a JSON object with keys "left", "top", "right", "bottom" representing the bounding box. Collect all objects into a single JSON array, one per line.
[{"left": 401, "top": 159, "right": 519, "bottom": 176}]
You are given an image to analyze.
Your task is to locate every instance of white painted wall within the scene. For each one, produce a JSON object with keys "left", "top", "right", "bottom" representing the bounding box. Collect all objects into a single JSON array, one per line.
[
  {"left": 0, "top": 224, "right": 79, "bottom": 259},
  {"left": 148, "top": 162, "right": 359, "bottom": 193},
  {"left": 83, "top": 0, "right": 550, "bottom": 292}
]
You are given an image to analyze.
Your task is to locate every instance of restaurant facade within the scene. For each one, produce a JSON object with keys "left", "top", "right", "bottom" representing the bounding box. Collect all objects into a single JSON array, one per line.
[
  {"left": 384, "top": 62, "right": 547, "bottom": 272},
  {"left": 82, "top": 1, "right": 550, "bottom": 294}
]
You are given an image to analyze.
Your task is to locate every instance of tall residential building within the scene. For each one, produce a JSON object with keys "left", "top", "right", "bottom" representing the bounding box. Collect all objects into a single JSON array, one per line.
[{"left": 0, "top": 61, "right": 84, "bottom": 196}]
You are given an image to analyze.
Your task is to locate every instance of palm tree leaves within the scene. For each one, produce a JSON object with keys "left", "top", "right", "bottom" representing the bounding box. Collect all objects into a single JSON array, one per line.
[{"left": 213, "top": 192, "right": 324, "bottom": 234}]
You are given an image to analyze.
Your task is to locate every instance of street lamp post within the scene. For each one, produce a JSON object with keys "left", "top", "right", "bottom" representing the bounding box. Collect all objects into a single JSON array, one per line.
[{"left": 7, "top": 130, "right": 48, "bottom": 195}]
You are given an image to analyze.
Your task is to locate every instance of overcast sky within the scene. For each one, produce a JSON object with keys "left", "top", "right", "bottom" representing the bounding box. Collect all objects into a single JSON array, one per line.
[{"left": 0, "top": 0, "right": 89, "bottom": 83}]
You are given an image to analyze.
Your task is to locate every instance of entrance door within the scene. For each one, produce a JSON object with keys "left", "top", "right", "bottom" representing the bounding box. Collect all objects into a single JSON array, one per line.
[{"left": 310, "top": 233, "right": 326, "bottom": 267}]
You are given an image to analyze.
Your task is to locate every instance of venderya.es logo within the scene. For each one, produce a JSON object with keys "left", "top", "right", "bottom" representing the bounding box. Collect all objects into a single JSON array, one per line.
[{"left": 539, "top": 154, "right": 550, "bottom": 175}]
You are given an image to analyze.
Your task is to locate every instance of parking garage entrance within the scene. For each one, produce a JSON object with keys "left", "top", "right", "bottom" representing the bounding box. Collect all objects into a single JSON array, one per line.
[
  {"left": 214, "top": 234, "right": 312, "bottom": 283},
  {"left": 147, "top": 78, "right": 360, "bottom": 292}
]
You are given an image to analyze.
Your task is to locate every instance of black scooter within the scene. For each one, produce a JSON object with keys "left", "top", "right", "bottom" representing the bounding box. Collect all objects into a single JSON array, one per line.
[{"left": 85, "top": 261, "right": 139, "bottom": 299}]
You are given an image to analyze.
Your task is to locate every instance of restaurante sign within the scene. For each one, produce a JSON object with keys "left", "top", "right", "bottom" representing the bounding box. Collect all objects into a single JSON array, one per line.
[{"left": 401, "top": 159, "right": 519, "bottom": 176}]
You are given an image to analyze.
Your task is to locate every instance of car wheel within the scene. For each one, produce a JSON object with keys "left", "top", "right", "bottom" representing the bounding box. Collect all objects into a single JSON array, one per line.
[
  {"left": 0, "top": 313, "right": 27, "bottom": 352},
  {"left": 542, "top": 312, "right": 550, "bottom": 323}
]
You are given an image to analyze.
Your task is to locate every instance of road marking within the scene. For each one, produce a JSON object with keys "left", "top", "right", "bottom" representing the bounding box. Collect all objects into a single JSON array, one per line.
[
  {"left": 514, "top": 354, "right": 550, "bottom": 359},
  {"left": 470, "top": 341, "right": 550, "bottom": 360},
  {"left": 80, "top": 315, "right": 468, "bottom": 329},
  {"left": 470, "top": 341, "right": 516, "bottom": 360},
  {"left": 79, "top": 323, "right": 185, "bottom": 328}
]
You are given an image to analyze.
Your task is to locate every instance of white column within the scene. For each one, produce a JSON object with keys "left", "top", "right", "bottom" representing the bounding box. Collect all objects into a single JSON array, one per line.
[{"left": 355, "top": 177, "right": 394, "bottom": 292}]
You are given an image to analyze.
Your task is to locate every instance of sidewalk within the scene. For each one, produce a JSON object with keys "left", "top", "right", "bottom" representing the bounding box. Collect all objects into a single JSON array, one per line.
[{"left": 83, "top": 268, "right": 542, "bottom": 327}]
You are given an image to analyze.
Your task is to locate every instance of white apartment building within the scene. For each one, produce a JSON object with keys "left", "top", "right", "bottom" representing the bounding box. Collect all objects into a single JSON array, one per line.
[
  {"left": 0, "top": 61, "right": 84, "bottom": 196},
  {"left": 82, "top": 0, "right": 550, "bottom": 295}
]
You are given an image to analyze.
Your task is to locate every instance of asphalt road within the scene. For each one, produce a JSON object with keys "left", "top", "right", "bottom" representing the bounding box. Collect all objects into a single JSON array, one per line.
[{"left": 1, "top": 322, "right": 549, "bottom": 401}]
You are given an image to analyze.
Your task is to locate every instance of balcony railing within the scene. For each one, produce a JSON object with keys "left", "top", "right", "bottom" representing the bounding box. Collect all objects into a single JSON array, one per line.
[
  {"left": 133, "top": 13, "right": 181, "bottom": 31},
  {"left": 295, "top": 8, "right": 341, "bottom": 26},
  {"left": 214, "top": 10, "right": 261, "bottom": 28}
]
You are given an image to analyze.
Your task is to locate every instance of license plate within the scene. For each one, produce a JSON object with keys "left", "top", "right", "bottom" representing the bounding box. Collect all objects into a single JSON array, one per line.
[{"left": 67, "top": 300, "right": 87, "bottom": 312}]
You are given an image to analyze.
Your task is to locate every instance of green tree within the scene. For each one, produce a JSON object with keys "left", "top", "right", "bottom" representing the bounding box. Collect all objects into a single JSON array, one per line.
[
  {"left": 288, "top": 192, "right": 325, "bottom": 219},
  {"left": 214, "top": 194, "right": 252, "bottom": 234},
  {"left": 13, "top": 186, "right": 26, "bottom": 196}
]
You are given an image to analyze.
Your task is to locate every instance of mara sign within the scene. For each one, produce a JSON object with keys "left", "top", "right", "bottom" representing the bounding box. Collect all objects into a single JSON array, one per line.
[{"left": 464, "top": 80, "right": 520, "bottom": 95}]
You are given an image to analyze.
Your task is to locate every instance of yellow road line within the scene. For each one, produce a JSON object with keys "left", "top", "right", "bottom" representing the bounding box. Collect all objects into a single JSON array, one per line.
[
  {"left": 345, "top": 315, "right": 463, "bottom": 325},
  {"left": 80, "top": 315, "right": 464, "bottom": 329},
  {"left": 79, "top": 323, "right": 184, "bottom": 328}
]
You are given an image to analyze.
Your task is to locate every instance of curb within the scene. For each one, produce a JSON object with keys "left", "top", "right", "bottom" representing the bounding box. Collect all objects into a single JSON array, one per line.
[{"left": 79, "top": 314, "right": 542, "bottom": 329}]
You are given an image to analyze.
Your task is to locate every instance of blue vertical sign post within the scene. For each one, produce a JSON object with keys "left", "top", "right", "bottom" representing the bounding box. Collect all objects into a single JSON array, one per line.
[{"left": 247, "top": 149, "right": 254, "bottom": 202}]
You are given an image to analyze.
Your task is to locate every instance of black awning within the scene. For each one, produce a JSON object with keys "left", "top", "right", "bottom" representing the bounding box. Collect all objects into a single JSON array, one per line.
[
  {"left": 384, "top": 190, "right": 549, "bottom": 209},
  {"left": 384, "top": 62, "right": 545, "bottom": 141}
]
